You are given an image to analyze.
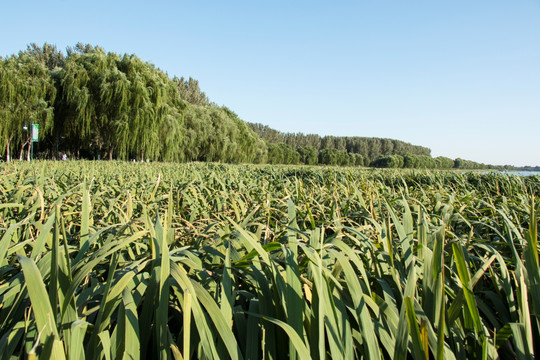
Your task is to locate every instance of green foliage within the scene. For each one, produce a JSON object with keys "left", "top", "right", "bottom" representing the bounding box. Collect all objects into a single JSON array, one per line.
[
  {"left": 24, "top": 43, "right": 65, "bottom": 70},
  {"left": 0, "top": 52, "right": 56, "bottom": 161},
  {"left": 404, "top": 153, "right": 437, "bottom": 169},
  {"left": 266, "top": 142, "right": 300, "bottom": 164},
  {"left": 249, "top": 123, "right": 431, "bottom": 162},
  {"left": 58, "top": 49, "right": 187, "bottom": 160},
  {"left": 0, "top": 161, "right": 539, "bottom": 359},
  {"left": 173, "top": 76, "right": 211, "bottom": 106},
  {"left": 454, "top": 157, "right": 490, "bottom": 170},
  {"left": 336, "top": 149, "right": 350, "bottom": 166},
  {"left": 348, "top": 152, "right": 365, "bottom": 166},
  {"left": 351, "top": 152, "right": 366, "bottom": 166},
  {"left": 1, "top": 43, "right": 263, "bottom": 164},
  {"left": 371, "top": 154, "right": 404, "bottom": 168},
  {"left": 434, "top": 156, "right": 455, "bottom": 169},
  {"left": 318, "top": 148, "right": 352, "bottom": 166},
  {"left": 181, "top": 105, "right": 263, "bottom": 163},
  {"left": 318, "top": 148, "right": 338, "bottom": 165},
  {"left": 0, "top": 43, "right": 508, "bottom": 169},
  {"left": 297, "top": 146, "right": 318, "bottom": 165}
]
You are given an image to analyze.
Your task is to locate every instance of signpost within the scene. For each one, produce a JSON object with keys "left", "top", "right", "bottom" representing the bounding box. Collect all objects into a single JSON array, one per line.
[
  {"left": 31, "top": 124, "right": 38, "bottom": 160},
  {"left": 32, "top": 124, "right": 39, "bottom": 142}
]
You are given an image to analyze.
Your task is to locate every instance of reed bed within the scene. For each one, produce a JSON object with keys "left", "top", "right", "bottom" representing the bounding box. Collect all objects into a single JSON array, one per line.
[{"left": 0, "top": 161, "right": 538, "bottom": 359}]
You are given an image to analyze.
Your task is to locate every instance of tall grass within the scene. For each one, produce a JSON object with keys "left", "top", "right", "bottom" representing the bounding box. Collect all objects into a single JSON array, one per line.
[{"left": 0, "top": 161, "right": 538, "bottom": 359}]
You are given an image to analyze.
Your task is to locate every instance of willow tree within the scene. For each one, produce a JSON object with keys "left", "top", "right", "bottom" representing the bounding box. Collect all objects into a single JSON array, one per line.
[
  {"left": 24, "top": 43, "right": 65, "bottom": 70},
  {"left": 178, "top": 104, "right": 263, "bottom": 163},
  {"left": 173, "top": 76, "right": 210, "bottom": 106},
  {"left": 59, "top": 48, "right": 101, "bottom": 155},
  {"left": 0, "top": 57, "right": 14, "bottom": 160},
  {"left": 117, "top": 54, "right": 155, "bottom": 160},
  {"left": 141, "top": 70, "right": 184, "bottom": 162},
  {"left": 181, "top": 105, "right": 212, "bottom": 161},
  {"left": 98, "top": 52, "right": 131, "bottom": 160},
  {"left": 206, "top": 107, "right": 237, "bottom": 162},
  {"left": 118, "top": 54, "right": 185, "bottom": 161},
  {"left": 60, "top": 47, "right": 131, "bottom": 159},
  {"left": 220, "top": 107, "right": 263, "bottom": 163},
  {"left": 157, "top": 103, "right": 184, "bottom": 161},
  {"left": 155, "top": 74, "right": 185, "bottom": 161},
  {"left": 0, "top": 54, "right": 55, "bottom": 161}
]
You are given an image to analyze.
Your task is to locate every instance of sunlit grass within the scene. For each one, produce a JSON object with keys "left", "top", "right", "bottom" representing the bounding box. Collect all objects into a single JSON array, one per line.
[{"left": 0, "top": 161, "right": 538, "bottom": 359}]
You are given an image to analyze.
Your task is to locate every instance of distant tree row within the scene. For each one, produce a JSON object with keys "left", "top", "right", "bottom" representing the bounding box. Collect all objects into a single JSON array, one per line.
[
  {"left": 265, "top": 144, "right": 367, "bottom": 166},
  {"left": 453, "top": 158, "right": 490, "bottom": 170},
  {"left": 248, "top": 123, "right": 431, "bottom": 162},
  {"left": 371, "top": 154, "right": 489, "bottom": 169},
  {"left": 263, "top": 145, "right": 491, "bottom": 169}
]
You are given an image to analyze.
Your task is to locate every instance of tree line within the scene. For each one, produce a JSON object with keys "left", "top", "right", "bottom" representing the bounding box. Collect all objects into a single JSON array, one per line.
[
  {"left": 0, "top": 43, "right": 264, "bottom": 163},
  {"left": 248, "top": 123, "right": 431, "bottom": 160},
  {"left": 370, "top": 154, "right": 490, "bottom": 169},
  {"left": 249, "top": 123, "right": 491, "bottom": 169},
  {"left": 0, "top": 43, "right": 494, "bottom": 169}
]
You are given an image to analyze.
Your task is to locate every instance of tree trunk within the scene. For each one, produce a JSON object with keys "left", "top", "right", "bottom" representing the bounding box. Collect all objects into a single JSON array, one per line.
[
  {"left": 19, "top": 142, "right": 26, "bottom": 161},
  {"left": 6, "top": 136, "right": 11, "bottom": 162},
  {"left": 140, "top": 150, "right": 144, "bottom": 162},
  {"left": 55, "top": 134, "right": 59, "bottom": 160},
  {"left": 108, "top": 146, "right": 114, "bottom": 160},
  {"left": 27, "top": 142, "right": 31, "bottom": 161},
  {"left": 19, "top": 136, "right": 30, "bottom": 161}
]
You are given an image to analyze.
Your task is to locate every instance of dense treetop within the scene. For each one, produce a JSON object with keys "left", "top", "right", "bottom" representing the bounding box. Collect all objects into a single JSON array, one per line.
[{"left": 0, "top": 43, "right": 496, "bottom": 169}]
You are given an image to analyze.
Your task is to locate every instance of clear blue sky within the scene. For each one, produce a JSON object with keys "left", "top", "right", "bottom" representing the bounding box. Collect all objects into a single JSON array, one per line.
[{"left": 2, "top": 1, "right": 539, "bottom": 166}]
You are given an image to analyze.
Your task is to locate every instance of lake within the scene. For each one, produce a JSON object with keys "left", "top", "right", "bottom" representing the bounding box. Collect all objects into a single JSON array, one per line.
[{"left": 488, "top": 171, "right": 540, "bottom": 177}]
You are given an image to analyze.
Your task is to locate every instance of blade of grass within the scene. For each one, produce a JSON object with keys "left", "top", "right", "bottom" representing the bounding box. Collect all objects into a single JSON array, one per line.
[
  {"left": 17, "top": 255, "right": 64, "bottom": 358},
  {"left": 451, "top": 242, "right": 484, "bottom": 336}
]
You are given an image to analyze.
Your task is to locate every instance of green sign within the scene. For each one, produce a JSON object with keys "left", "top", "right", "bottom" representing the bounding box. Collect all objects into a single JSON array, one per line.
[{"left": 31, "top": 124, "right": 39, "bottom": 142}]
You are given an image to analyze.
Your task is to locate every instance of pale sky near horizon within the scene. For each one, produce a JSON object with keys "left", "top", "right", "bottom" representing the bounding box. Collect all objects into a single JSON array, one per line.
[{"left": 1, "top": 1, "right": 539, "bottom": 166}]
